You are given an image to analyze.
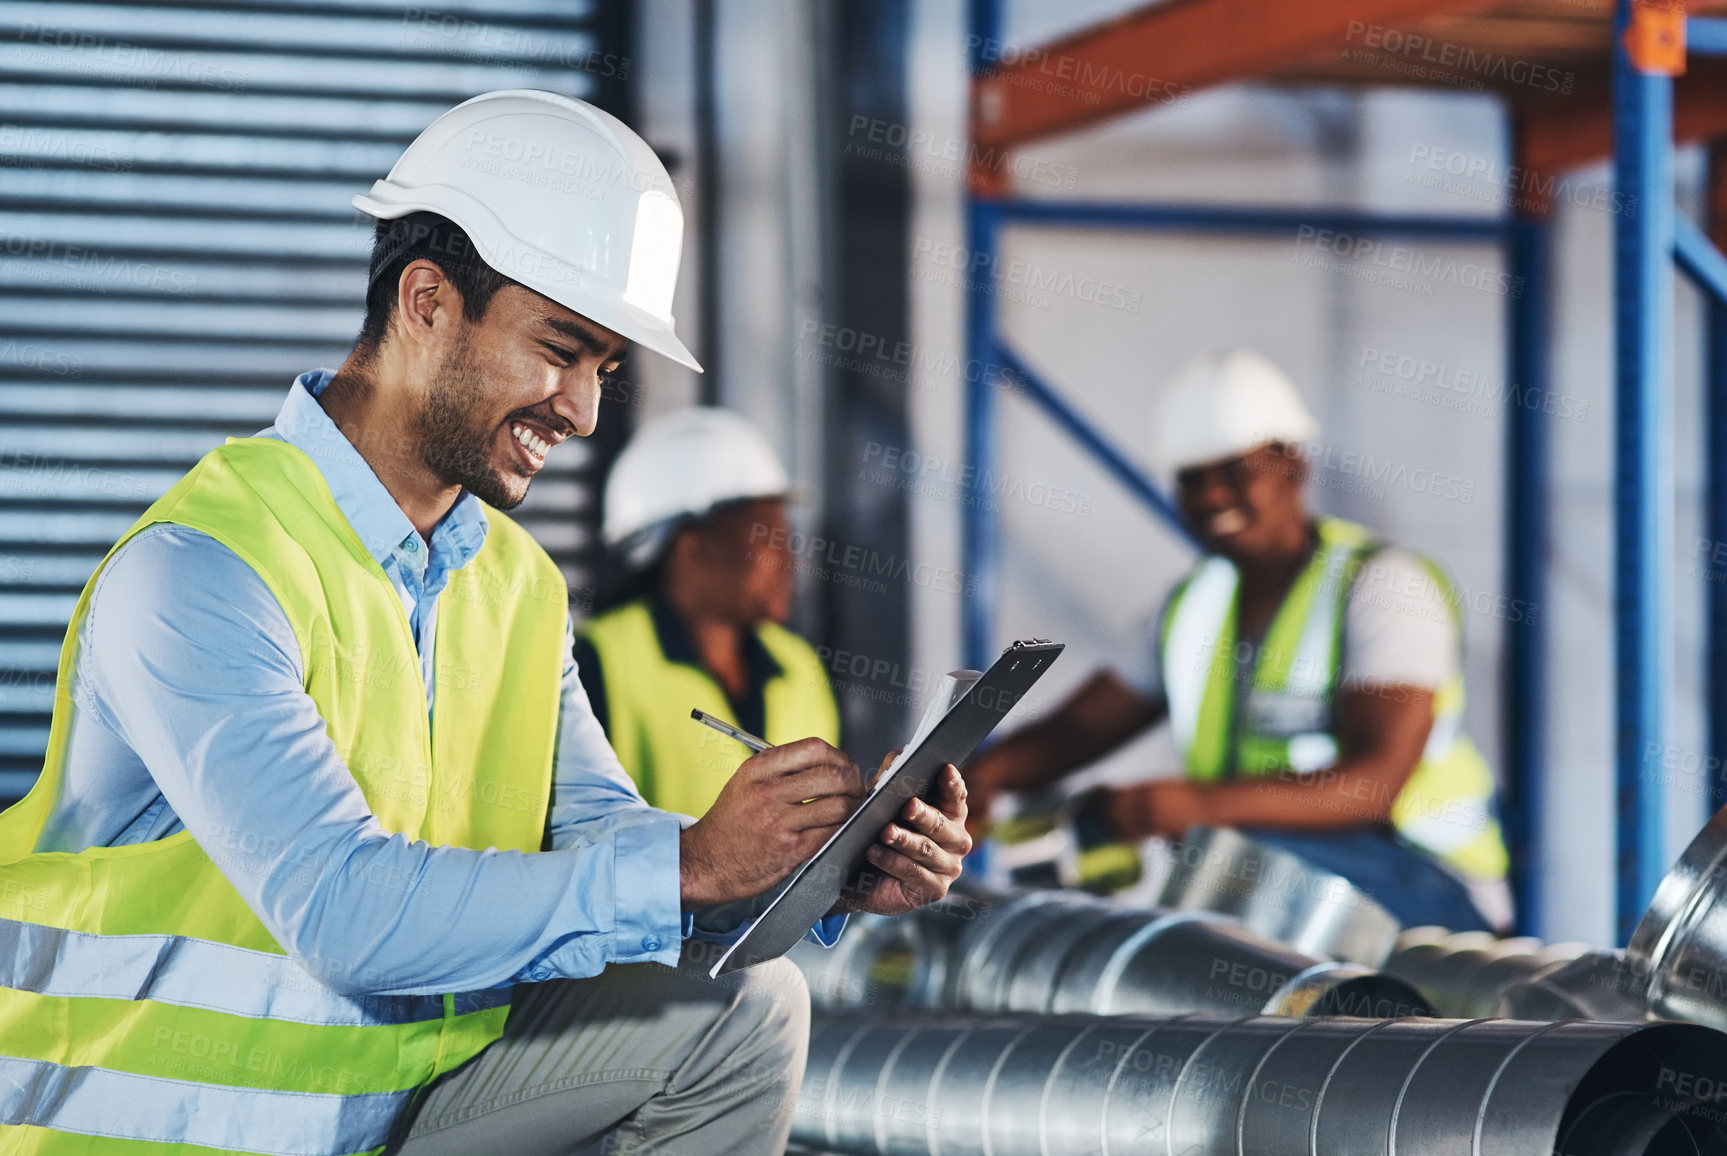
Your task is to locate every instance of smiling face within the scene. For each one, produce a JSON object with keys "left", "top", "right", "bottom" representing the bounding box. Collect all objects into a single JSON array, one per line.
[
  {"left": 1174, "top": 442, "right": 1311, "bottom": 565},
  {"left": 413, "top": 282, "right": 627, "bottom": 510}
]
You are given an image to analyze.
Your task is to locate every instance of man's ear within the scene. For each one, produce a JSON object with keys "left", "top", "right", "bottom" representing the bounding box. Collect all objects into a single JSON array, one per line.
[
  {"left": 664, "top": 523, "right": 701, "bottom": 577},
  {"left": 394, "top": 260, "right": 464, "bottom": 352}
]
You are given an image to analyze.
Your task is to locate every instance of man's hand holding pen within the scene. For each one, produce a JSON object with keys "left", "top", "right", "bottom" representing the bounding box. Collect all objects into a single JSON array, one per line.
[{"left": 678, "top": 737, "right": 861, "bottom": 908}]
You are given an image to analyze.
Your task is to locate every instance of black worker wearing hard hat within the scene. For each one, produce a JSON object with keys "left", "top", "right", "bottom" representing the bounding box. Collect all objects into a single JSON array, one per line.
[
  {"left": 577, "top": 407, "right": 842, "bottom": 818},
  {"left": 0, "top": 92, "right": 970, "bottom": 1156},
  {"left": 966, "top": 349, "right": 1510, "bottom": 933}
]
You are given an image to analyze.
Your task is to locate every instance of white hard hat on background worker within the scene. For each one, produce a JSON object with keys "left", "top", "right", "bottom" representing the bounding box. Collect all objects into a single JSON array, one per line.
[
  {"left": 1149, "top": 348, "right": 1319, "bottom": 477},
  {"left": 352, "top": 88, "right": 701, "bottom": 371},
  {"left": 604, "top": 407, "right": 793, "bottom": 568}
]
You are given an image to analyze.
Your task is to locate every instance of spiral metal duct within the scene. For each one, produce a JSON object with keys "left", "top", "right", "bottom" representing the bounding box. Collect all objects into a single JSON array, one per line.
[
  {"left": 1381, "top": 925, "right": 1589, "bottom": 1019},
  {"left": 794, "top": 1011, "right": 1727, "bottom": 1156},
  {"left": 1496, "top": 949, "right": 1653, "bottom": 1022},
  {"left": 792, "top": 888, "right": 1429, "bottom": 1019},
  {"left": 956, "top": 894, "right": 1429, "bottom": 1019},
  {"left": 786, "top": 909, "right": 960, "bottom": 1011},
  {"left": 1157, "top": 825, "right": 1402, "bottom": 966},
  {"left": 1629, "top": 805, "right": 1727, "bottom": 1029}
]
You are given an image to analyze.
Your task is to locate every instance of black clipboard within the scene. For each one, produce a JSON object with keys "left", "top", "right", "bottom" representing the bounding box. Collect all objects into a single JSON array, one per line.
[{"left": 707, "top": 639, "right": 1063, "bottom": 977}]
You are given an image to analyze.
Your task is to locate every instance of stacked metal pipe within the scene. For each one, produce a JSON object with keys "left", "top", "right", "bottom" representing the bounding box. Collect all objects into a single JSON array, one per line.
[
  {"left": 1497, "top": 949, "right": 1652, "bottom": 1021},
  {"left": 787, "top": 884, "right": 991, "bottom": 1012},
  {"left": 789, "top": 888, "right": 1430, "bottom": 1020},
  {"left": 1628, "top": 805, "right": 1727, "bottom": 1030},
  {"left": 1398, "top": 806, "right": 1727, "bottom": 1027},
  {"left": 794, "top": 1011, "right": 1727, "bottom": 1156},
  {"left": 951, "top": 890, "right": 1428, "bottom": 1019},
  {"left": 1156, "top": 825, "right": 1402, "bottom": 966},
  {"left": 1380, "top": 925, "right": 1590, "bottom": 1018},
  {"left": 783, "top": 812, "right": 1727, "bottom": 1155}
]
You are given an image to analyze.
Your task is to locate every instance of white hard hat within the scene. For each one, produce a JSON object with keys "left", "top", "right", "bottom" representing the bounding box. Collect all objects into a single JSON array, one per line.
[
  {"left": 604, "top": 408, "right": 792, "bottom": 565},
  {"left": 1150, "top": 349, "right": 1320, "bottom": 476},
  {"left": 352, "top": 89, "right": 700, "bottom": 372}
]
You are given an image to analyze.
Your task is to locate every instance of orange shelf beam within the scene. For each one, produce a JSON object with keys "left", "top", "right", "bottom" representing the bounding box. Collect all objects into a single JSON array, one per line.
[{"left": 970, "top": 0, "right": 1511, "bottom": 153}]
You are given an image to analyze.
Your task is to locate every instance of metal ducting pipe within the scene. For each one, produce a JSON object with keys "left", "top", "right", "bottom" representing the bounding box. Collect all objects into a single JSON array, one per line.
[
  {"left": 949, "top": 891, "right": 1429, "bottom": 1019},
  {"left": 947, "top": 890, "right": 1100, "bottom": 1010},
  {"left": 1381, "top": 925, "right": 1588, "bottom": 1019},
  {"left": 786, "top": 910, "right": 956, "bottom": 1011},
  {"left": 1056, "top": 910, "right": 1426, "bottom": 1019},
  {"left": 1158, "top": 826, "right": 1402, "bottom": 966},
  {"left": 794, "top": 1012, "right": 1727, "bottom": 1156},
  {"left": 1629, "top": 805, "right": 1727, "bottom": 1029},
  {"left": 794, "top": 887, "right": 1429, "bottom": 1019},
  {"left": 1497, "top": 949, "right": 1652, "bottom": 1021},
  {"left": 787, "top": 885, "right": 998, "bottom": 1012}
]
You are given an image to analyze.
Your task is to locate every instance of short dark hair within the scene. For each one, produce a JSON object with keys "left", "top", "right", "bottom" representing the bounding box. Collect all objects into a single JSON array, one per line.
[{"left": 354, "top": 212, "right": 520, "bottom": 354}]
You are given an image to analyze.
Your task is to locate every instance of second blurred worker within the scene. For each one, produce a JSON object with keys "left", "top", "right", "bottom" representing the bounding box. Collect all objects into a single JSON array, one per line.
[
  {"left": 966, "top": 350, "right": 1511, "bottom": 932},
  {"left": 578, "top": 408, "right": 841, "bottom": 815}
]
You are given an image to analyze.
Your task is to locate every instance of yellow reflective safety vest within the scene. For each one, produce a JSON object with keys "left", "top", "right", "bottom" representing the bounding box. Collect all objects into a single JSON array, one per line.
[
  {"left": 580, "top": 597, "right": 839, "bottom": 817},
  {"left": 0, "top": 438, "right": 566, "bottom": 1155},
  {"left": 1159, "top": 517, "right": 1508, "bottom": 881}
]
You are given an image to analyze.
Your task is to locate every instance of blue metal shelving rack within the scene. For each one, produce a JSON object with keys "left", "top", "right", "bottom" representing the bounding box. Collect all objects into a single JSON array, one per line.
[{"left": 1612, "top": 3, "right": 1727, "bottom": 943}]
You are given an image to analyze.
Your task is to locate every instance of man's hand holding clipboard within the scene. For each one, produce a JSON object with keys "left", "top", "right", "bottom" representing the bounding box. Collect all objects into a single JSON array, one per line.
[
  {"left": 830, "top": 757, "right": 972, "bottom": 917},
  {"left": 704, "top": 640, "right": 1064, "bottom": 977}
]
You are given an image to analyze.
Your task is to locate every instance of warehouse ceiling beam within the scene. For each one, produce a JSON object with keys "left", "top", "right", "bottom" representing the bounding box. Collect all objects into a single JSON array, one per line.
[
  {"left": 1520, "top": 59, "right": 1727, "bottom": 179},
  {"left": 968, "top": 0, "right": 1508, "bottom": 166}
]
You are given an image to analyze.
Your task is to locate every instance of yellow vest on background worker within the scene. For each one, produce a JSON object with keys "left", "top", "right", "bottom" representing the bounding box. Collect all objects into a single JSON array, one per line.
[
  {"left": 592, "top": 407, "right": 841, "bottom": 817},
  {"left": 582, "top": 596, "right": 840, "bottom": 816},
  {"left": 1158, "top": 515, "right": 1509, "bottom": 882},
  {"left": 0, "top": 439, "right": 566, "bottom": 1155}
]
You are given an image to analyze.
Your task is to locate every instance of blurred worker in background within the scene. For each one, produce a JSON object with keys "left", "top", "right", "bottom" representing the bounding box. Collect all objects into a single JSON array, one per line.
[
  {"left": 966, "top": 349, "right": 1510, "bottom": 933},
  {"left": 578, "top": 407, "right": 841, "bottom": 817},
  {"left": 0, "top": 91, "right": 970, "bottom": 1156}
]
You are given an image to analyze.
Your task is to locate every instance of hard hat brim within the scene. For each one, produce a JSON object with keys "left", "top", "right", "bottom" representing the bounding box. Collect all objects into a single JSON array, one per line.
[
  {"left": 603, "top": 486, "right": 800, "bottom": 547},
  {"left": 352, "top": 188, "right": 704, "bottom": 374},
  {"left": 1163, "top": 439, "right": 1288, "bottom": 477}
]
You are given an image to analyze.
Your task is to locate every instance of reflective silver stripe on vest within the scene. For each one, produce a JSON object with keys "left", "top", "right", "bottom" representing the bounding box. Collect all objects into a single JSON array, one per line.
[
  {"left": 0, "top": 1053, "right": 411, "bottom": 1155},
  {"left": 1261, "top": 541, "right": 1354, "bottom": 772},
  {"left": 1162, "top": 557, "right": 1237, "bottom": 757},
  {"left": 1422, "top": 706, "right": 1462, "bottom": 760},
  {"left": 0, "top": 919, "right": 510, "bottom": 1027},
  {"left": 1284, "top": 542, "right": 1351, "bottom": 698}
]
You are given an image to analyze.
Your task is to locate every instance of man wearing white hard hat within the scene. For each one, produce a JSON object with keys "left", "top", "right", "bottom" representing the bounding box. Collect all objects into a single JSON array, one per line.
[
  {"left": 967, "top": 349, "right": 1510, "bottom": 932},
  {"left": 0, "top": 92, "right": 969, "bottom": 1156},
  {"left": 577, "top": 408, "right": 840, "bottom": 818}
]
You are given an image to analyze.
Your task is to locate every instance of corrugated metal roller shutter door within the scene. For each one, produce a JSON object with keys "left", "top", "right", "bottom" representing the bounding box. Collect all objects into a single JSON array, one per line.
[{"left": 0, "top": 0, "right": 629, "bottom": 799}]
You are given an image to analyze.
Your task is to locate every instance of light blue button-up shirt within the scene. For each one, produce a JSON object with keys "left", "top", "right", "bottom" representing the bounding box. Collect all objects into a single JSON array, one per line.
[{"left": 35, "top": 370, "right": 838, "bottom": 996}]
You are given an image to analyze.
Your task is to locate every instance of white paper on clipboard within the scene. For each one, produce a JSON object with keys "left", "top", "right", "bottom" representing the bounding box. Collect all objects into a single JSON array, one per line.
[{"left": 871, "top": 670, "right": 981, "bottom": 789}]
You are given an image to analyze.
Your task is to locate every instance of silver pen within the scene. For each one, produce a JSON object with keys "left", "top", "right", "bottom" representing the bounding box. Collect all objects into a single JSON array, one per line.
[{"left": 690, "top": 709, "right": 772, "bottom": 754}]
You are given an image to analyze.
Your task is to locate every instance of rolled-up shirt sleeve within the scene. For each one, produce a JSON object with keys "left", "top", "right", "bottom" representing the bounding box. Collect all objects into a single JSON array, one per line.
[
  {"left": 82, "top": 525, "right": 687, "bottom": 995},
  {"left": 1117, "top": 602, "right": 1168, "bottom": 708}
]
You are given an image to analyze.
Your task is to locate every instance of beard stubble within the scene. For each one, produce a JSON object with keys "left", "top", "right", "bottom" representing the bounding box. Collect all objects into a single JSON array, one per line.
[{"left": 415, "top": 337, "right": 528, "bottom": 511}]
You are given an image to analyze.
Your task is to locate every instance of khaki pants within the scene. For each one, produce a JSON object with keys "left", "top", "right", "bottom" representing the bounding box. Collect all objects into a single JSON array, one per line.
[{"left": 388, "top": 954, "right": 810, "bottom": 1156}]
